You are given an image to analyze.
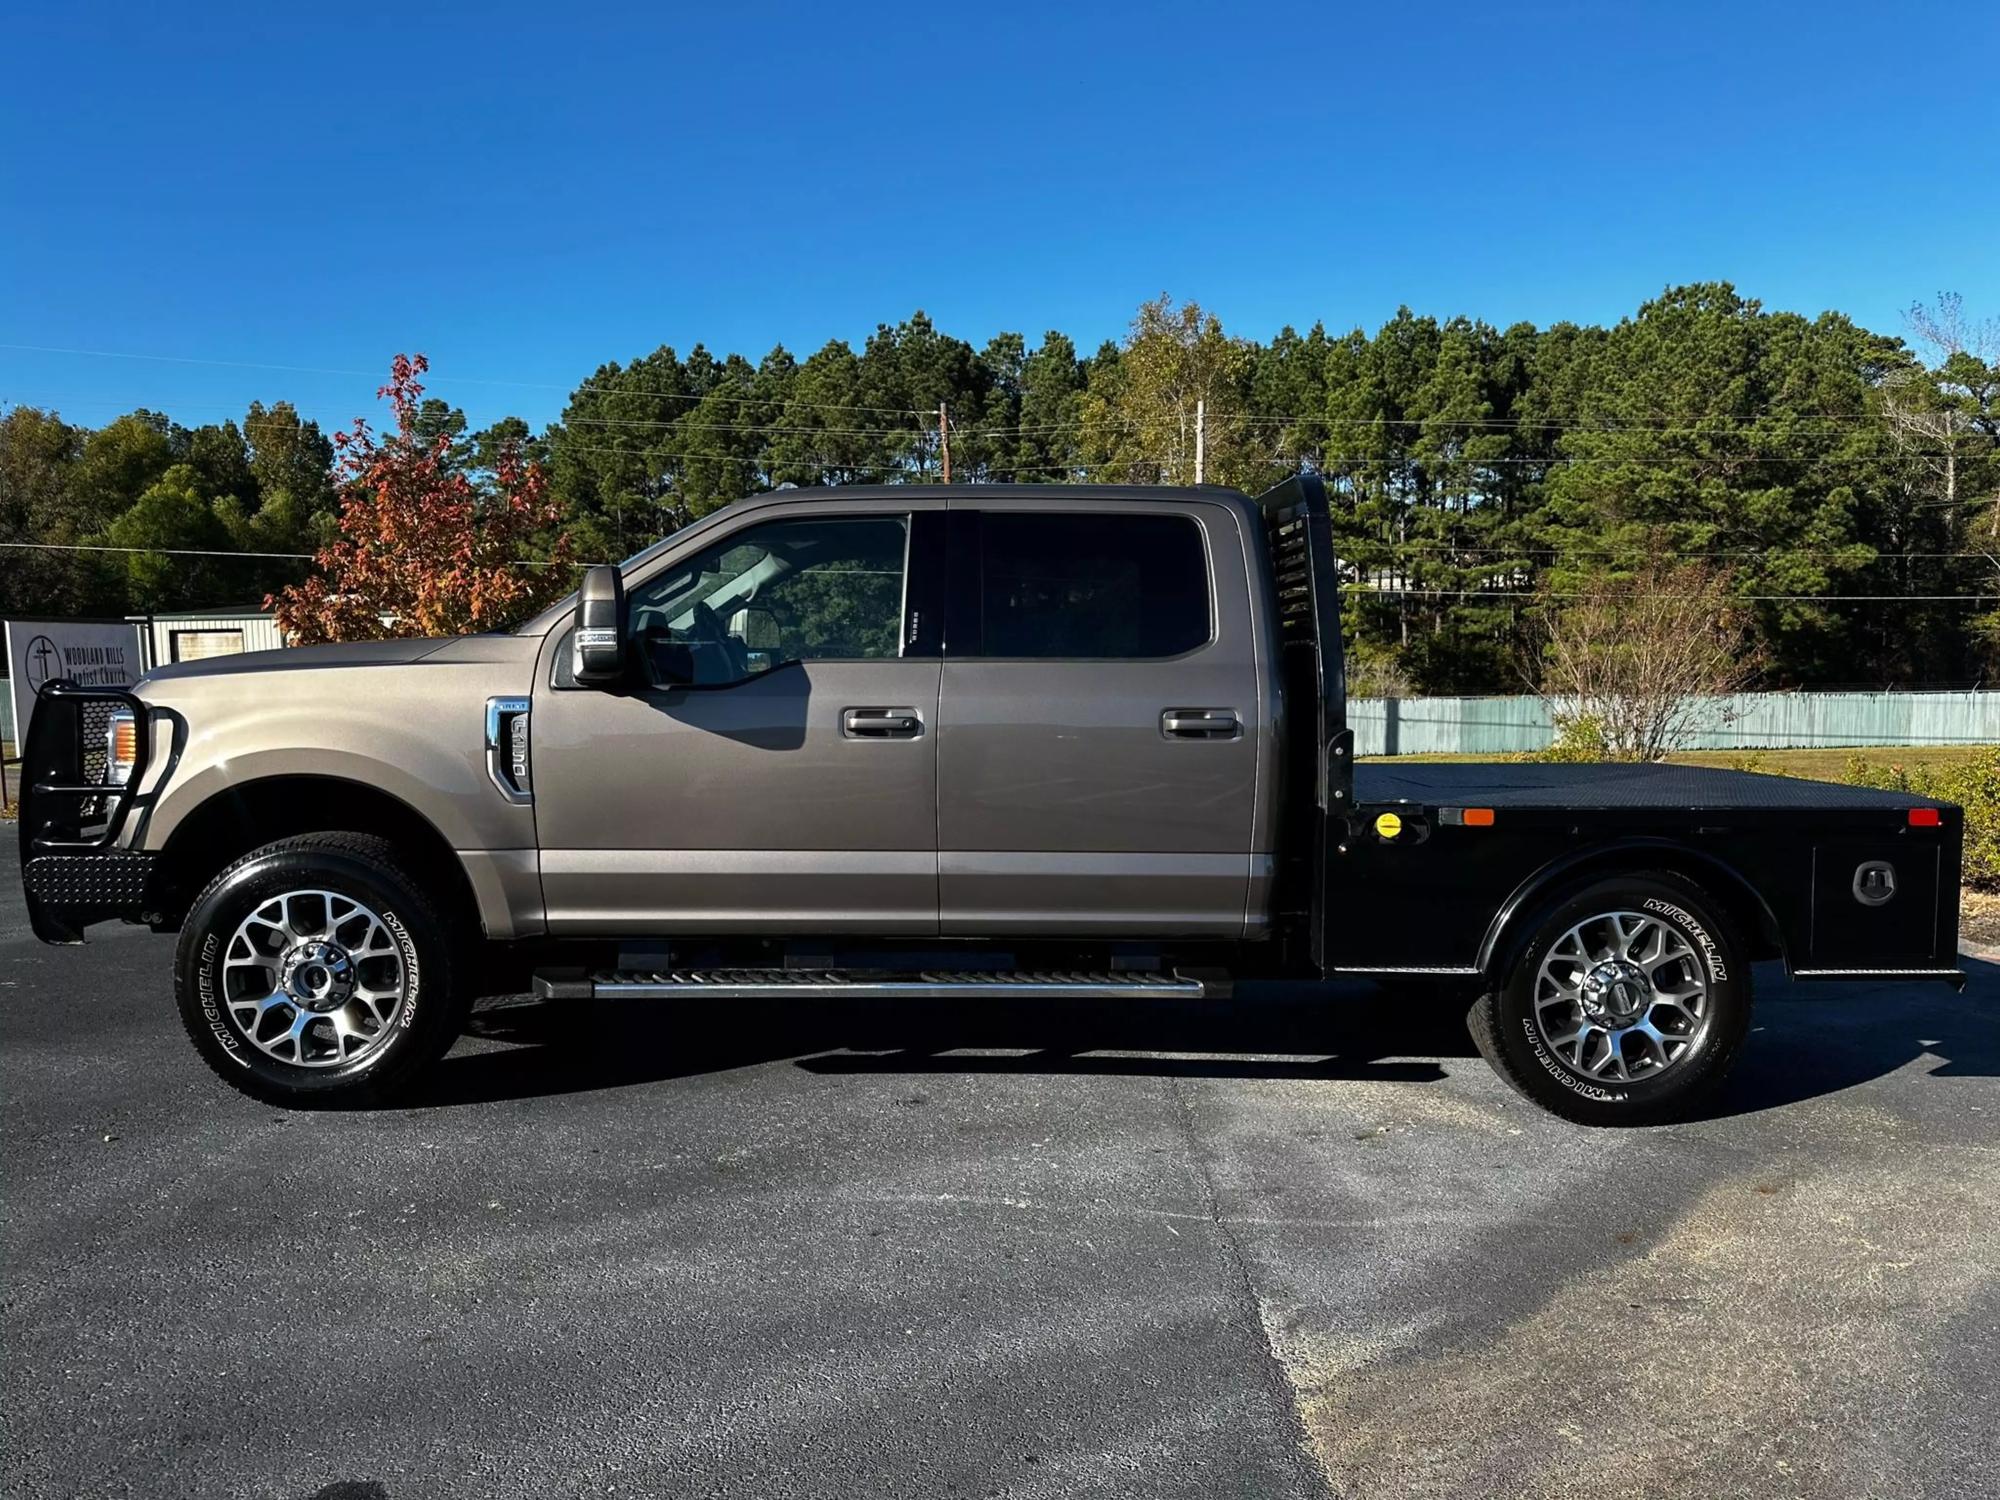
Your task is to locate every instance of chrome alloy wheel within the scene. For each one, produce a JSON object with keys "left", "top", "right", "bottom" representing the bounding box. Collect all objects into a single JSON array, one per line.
[
  {"left": 1532, "top": 909, "right": 1710, "bottom": 1082},
  {"left": 221, "top": 889, "right": 407, "bottom": 1067}
]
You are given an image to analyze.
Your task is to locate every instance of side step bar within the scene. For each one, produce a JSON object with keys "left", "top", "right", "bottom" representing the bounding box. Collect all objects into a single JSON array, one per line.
[{"left": 533, "top": 968, "right": 1212, "bottom": 1001}]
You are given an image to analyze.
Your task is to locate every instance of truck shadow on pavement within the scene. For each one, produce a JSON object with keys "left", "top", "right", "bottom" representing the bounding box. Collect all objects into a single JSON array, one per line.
[
  {"left": 428, "top": 982, "right": 1461, "bottom": 1108},
  {"left": 412, "top": 958, "right": 1998, "bottom": 1115},
  {"left": 1699, "top": 955, "right": 2000, "bottom": 1120}
]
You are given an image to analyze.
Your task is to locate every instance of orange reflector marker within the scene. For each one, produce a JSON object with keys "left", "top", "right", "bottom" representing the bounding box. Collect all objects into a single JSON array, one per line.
[
  {"left": 1908, "top": 807, "right": 1940, "bottom": 827},
  {"left": 1463, "top": 807, "right": 1496, "bottom": 827}
]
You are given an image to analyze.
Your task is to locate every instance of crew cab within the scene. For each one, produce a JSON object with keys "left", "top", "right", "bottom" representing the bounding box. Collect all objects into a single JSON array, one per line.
[{"left": 17, "top": 476, "right": 1966, "bottom": 1123}]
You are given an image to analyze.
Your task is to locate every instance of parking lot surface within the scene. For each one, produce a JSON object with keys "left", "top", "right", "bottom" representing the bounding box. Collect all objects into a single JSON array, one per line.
[{"left": 3, "top": 824, "right": 1996, "bottom": 1500}]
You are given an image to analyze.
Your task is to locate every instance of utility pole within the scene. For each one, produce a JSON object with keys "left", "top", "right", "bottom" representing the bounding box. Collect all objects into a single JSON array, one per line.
[
  {"left": 939, "top": 402, "right": 952, "bottom": 483},
  {"left": 1194, "top": 398, "right": 1205, "bottom": 485}
]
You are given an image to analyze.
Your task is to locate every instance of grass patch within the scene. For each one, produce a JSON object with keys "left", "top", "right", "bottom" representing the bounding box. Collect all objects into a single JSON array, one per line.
[{"left": 1670, "top": 745, "right": 1993, "bottom": 782}]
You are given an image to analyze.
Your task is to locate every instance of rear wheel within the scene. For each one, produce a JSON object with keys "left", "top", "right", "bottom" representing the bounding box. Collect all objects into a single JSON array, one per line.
[
  {"left": 173, "top": 833, "right": 469, "bottom": 1106},
  {"left": 1468, "top": 872, "right": 1751, "bottom": 1125}
]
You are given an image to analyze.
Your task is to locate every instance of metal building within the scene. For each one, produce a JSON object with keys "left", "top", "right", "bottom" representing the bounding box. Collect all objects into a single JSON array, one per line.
[{"left": 130, "top": 609, "right": 287, "bottom": 670}]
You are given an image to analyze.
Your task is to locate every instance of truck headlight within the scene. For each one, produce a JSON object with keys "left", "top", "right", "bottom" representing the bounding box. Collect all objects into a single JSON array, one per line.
[{"left": 105, "top": 709, "right": 138, "bottom": 786}]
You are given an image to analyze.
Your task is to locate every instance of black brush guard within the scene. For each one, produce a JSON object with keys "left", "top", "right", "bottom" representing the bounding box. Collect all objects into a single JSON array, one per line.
[{"left": 16, "top": 679, "right": 156, "bottom": 942}]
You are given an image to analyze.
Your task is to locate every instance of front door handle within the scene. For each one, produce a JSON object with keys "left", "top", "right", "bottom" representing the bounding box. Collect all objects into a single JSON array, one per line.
[
  {"left": 843, "top": 706, "right": 924, "bottom": 739},
  {"left": 1161, "top": 708, "right": 1241, "bottom": 740}
]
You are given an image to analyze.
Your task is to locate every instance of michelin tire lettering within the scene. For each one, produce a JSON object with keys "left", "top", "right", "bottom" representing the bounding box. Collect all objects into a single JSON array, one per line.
[
  {"left": 1521, "top": 1016, "right": 1627, "bottom": 1102},
  {"left": 195, "top": 930, "right": 244, "bottom": 1061},
  {"left": 382, "top": 910, "right": 420, "bottom": 1028},
  {"left": 1642, "top": 896, "right": 1727, "bottom": 982}
]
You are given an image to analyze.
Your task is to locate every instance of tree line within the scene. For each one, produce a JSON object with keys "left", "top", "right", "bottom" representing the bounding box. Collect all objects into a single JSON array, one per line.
[{"left": 3, "top": 283, "right": 1995, "bottom": 691}]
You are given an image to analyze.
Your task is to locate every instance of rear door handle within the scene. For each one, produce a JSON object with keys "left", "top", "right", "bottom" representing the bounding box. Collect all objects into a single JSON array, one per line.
[
  {"left": 843, "top": 706, "right": 924, "bottom": 739},
  {"left": 1161, "top": 708, "right": 1241, "bottom": 740}
]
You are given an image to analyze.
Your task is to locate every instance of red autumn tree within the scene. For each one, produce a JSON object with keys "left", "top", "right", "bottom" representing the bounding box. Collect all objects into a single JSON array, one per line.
[{"left": 269, "top": 354, "right": 572, "bottom": 643}]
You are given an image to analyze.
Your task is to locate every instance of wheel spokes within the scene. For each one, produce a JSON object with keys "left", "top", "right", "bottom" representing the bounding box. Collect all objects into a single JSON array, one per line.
[
  {"left": 218, "top": 889, "right": 407, "bottom": 1070},
  {"left": 1534, "top": 908, "right": 1711, "bottom": 1085}
]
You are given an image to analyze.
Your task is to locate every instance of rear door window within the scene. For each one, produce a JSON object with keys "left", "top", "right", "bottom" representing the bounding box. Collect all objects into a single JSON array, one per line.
[{"left": 972, "top": 512, "right": 1210, "bottom": 659}]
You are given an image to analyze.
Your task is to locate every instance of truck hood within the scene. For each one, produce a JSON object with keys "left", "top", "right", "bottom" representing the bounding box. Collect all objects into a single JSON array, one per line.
[{"left": 141, "top": 636, "right": 455, "bottom": 683}]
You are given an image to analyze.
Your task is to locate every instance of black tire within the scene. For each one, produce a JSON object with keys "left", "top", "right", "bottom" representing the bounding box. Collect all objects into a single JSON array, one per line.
[
  {"left": 173, "top": 833, "right": 469, "bottom": 1107},
  {"left": 1468, "top": 871, "right": 1752, "bottom": 1126}
]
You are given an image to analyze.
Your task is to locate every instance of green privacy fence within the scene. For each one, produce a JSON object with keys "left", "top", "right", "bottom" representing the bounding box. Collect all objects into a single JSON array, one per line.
[{"left": 1353, "top": 691, "right": 2000, "bottom": 757}]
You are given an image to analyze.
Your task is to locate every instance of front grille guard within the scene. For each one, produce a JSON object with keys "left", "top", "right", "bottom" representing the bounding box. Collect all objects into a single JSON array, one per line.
[{"left": 19, "top": 679, "right": 151, "bottom": 854}]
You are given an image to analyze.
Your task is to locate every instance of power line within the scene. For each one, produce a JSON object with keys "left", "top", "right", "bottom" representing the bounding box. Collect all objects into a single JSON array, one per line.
[
  {"left": 32, "top": 389, "right": 1972, "bottom": 445},
  {"left": 0, "top": 540, "right": 313, "bottom": 560},
  {"left": 957, "top": 412, "right": 1939, "bottom": 438},
  {"left": 23, "top": 397, "right": 1988, "bottom": 461},
  {"left": 526, "top": 438, "right": 1987, "bottom": 467},
  {"left": 0, "top": 541, "right": 581, "bottom": 569}
]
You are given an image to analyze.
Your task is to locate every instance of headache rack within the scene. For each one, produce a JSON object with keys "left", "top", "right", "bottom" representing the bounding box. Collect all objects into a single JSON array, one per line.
[{"left": 1255, "top": 473, "right": 1352, "bottom": 974}]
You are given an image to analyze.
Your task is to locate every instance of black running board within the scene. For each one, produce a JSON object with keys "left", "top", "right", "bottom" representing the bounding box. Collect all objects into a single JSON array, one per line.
[{"left": 532, "top": 968, "right": 1212, "bottom": 1001}]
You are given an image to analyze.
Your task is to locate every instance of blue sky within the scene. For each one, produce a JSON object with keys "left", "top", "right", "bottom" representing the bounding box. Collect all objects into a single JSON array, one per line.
[{"left": 3, "top": 0, "right": 1994, "bottom": 436}]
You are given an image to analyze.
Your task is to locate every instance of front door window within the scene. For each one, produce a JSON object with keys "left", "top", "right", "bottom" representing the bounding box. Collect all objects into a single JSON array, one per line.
[{"left": 628, "top": 515, "right": 909, "bottom": 685}]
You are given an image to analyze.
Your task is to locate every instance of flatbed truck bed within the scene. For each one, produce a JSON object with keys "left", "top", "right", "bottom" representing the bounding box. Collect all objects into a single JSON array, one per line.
[{"left": 1355, "top": 760, "right": 1937, "bottom": 812}]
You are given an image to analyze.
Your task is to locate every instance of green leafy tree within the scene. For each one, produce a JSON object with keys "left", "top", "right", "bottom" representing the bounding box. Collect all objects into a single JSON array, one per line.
[
  {"left": 1080, "top": 296, "right": 1262, "bottom": 487},
  {"left": 857, "top": 313, "right": 985, "bottom": 479},
  {"left": 99, "top": 463, "right": 236, "bottom": 608},
  {"left": 1010, "top": 331, "right": 1087, "bottom": 481},
  {"left": 244, "top": 400, "right": 337, "bottom": 516},
  {"left": 0, "top": 405, "right": 112, "bottom": 615},
  {"left": 769, "top": 339, "right": 882, "bottom": 486},
  {"left": 470, "top": 416, "right": 547, "bottom": 474},
  {"left": 70, "top": 410, "right": 177, "bottom": 533},
  {"left": 182, "top": 420, "right": 257, "bottom": 507},
  {"left": 544, "top": 345, "right": 697, "bottom": 561}
]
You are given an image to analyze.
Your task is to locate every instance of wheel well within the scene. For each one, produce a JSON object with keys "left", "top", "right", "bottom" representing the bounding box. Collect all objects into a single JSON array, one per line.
[
  {"left": 1479, "top": 845, "right": 1785, "bottom": 980},
  {"left": 145, "top": 776, "right": 480, "bottom": 936}
]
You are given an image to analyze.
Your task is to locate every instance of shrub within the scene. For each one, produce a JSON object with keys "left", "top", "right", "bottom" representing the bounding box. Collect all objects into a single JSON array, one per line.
[
  {"left": 1529, "top": 560, "right": 1758, "bottom": 762},
  {"left": 1535, "top": 714, "right": 1613, "bottom": 763},
  {"left": 1844, "top": 747, "right": 2000, "bottom": 891}
]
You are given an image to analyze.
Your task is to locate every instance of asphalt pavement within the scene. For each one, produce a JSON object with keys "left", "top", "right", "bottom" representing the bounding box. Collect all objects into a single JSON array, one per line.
[{"left": 3, "top": 821, "right": 1996, "bottom": 1500}]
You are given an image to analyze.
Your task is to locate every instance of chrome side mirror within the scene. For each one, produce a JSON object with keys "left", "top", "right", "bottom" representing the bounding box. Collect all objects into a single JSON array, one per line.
[{"left": 571, "top": 565, "right": 627, "bottom": 686}]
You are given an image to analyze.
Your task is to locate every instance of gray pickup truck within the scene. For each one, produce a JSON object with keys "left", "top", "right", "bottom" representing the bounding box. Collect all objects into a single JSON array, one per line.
[{"left": 18, "top": 476, "right": 1966, "bottom": 1123}]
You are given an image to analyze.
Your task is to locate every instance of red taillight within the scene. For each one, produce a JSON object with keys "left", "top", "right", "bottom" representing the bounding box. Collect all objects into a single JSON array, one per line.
[{"left": 1908, "top": 807, "right": 1941, "bottom": 827}]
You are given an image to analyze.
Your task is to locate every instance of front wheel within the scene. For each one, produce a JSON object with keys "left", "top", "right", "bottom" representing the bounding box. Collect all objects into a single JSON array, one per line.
[
  {"left": 174, "top": 833, "right": 470, "bottom": 1106},
  {"left": 1468, "top": 872, "right": 1752, "bottom": 1126}
]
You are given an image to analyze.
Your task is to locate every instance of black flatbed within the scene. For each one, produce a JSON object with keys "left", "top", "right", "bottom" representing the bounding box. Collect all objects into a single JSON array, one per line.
[
  {"left": 1325, "top": 759, "right": 1961, "bottom": 983},
  {"left": 1354, "top": 760, "right": 1943, "bottom": 813}
]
